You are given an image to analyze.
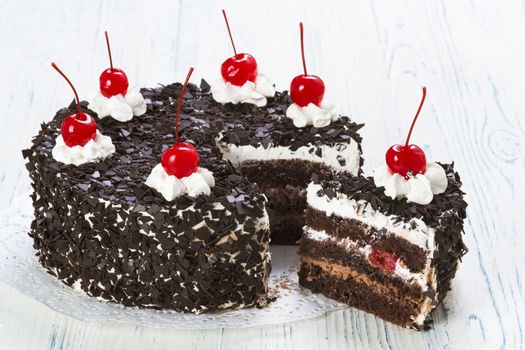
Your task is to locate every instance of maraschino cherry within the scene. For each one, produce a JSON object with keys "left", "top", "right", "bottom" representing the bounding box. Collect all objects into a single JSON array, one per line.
[
  {"left": 51, "top": 63, "right": 97, "bottom": 147},
  {"left": 99, "top": 31, "right": 129, "bottom": 98},
  {"left": 290, "top": 23, "right": 325, "bottom": 107},
  {"left": 386, "top": 87, "right": 428, "bottom": 179},
  {"left": 161, "top": 67, "right": 199, "bottom": 178},
  {"left": 220, "top": 10, "right": 258, "bottom": 86}
]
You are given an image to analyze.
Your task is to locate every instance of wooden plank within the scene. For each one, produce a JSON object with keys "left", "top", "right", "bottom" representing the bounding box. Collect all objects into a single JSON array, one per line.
[{"left": 0, "top": 0, "right": 523, "bottom": 349}]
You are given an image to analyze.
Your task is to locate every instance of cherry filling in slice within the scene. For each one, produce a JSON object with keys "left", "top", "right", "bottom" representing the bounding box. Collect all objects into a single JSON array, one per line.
[{"left": 368, "top": 248, "right": 399, "bottom": 273}]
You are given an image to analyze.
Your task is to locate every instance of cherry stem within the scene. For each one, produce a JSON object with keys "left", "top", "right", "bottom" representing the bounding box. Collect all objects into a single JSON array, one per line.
[
  {"left": 51, "top": 62, "right": 81, "bottom": 115},
  {"left": 405, "top": 86, "right": 427, "bottom": 147},
  {"left": 175, "top": 67, "right": 195, "bottom": 144},
  {"left": 300, "top": 22, "right": 307, "bottom": 76},
  {"left": 105, "top": 31, "right": 113, "bottom": 70},
  {"left": 222, "top": 10, "right": 237, "bottom": 56}
]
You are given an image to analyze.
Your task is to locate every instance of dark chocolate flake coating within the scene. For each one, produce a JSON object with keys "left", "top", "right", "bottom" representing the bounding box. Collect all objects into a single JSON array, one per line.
[{"left": 23, "top": 83, "right": 275, "bottom": 312}]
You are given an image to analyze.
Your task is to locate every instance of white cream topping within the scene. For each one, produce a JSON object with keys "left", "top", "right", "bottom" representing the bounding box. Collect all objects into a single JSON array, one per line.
[
  {"left": 52, "top": 131, "right": 115, "bottom": 166},
  {"left": 373, "top": 163, "right": 448, "bottom": 205},
  {"left": 210, "top": 74, "right": 275, "bottom": 107},
  {"left": 286, "top": 101, "right": 339, "bottom": 128},
  {"left": 88, "top": 89, "right": 147, "bottom": 122},
  {"left": 217, "top": 137, "right": 360, "bottom": 175},
  {"left": 145, "top": 164, "right": 215, "bottom": 201},
  {"left": 306, "top": 183, "right": 435, "bottom": 250}
]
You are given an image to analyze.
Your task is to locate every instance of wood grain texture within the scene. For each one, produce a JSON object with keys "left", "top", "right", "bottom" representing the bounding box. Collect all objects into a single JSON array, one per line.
[{"left": 0, "top": 0, "right": 524, "bottom": 349}]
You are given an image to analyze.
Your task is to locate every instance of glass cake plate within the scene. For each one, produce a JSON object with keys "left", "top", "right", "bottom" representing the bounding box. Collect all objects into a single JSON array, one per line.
[{"left": 0, "top": 194, "right": 347, "bottom": 329}]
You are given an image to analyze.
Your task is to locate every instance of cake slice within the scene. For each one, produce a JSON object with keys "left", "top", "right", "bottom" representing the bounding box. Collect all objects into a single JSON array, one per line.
[
  {"left": 298, "top": 163, "right": 467, "bottom": 329},
  {"left": 298, "top": 86, "right": 467, "bottom": 329}
]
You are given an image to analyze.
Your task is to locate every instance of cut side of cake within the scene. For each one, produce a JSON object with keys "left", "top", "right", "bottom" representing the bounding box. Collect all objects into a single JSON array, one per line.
[
  {"left": 298, "top": 164, "right": 467, "bottom": 329},
  {"left": 212, "top": 86, "right": 364, "bottom": 244}
]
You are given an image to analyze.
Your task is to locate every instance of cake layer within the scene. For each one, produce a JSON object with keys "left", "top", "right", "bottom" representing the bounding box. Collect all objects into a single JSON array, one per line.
[
  {"left": 304, "top": 207, "right": 427, "bottom": 272},
  {"left": 218, "top": 134, "right": 362, "bottom": 175},
  {"left": 300, "top": 256, "right": 425, "bottom": 304},
  {"left": 298, "top": 234, "right": 432, "bottom": 299},
  {"left": 239, "top": 159, "right": 333, "bottom": 188},
  {"left": 306, "top": 182, "right": 436, "bottom": 250},
  {"left": 23, "top": 83, "right": 273, "bottom": 312},
  {"left": 298, "top": 262, "right": 431, "bottom": 329}
]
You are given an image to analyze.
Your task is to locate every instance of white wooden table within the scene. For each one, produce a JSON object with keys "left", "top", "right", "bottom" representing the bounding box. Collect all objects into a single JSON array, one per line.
[{"left": 1, "top": 1, "right": 524, "bottom": 349}]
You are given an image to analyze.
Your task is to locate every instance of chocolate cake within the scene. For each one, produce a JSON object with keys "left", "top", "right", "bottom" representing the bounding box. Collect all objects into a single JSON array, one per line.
[
  {"left": 298, "top": 164, "right": 467, "bottom": 329},
  {"left": 23, "top": 21, "right": 468, "bottom": 327},
  {"left": 23, "top": 75, "right": 364, "bottom": 311}
]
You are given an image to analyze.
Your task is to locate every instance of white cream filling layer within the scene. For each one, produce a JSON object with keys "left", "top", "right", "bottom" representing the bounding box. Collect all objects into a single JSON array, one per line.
[
  {"left": 52, "top": 131, "right": 115, "bottom": 166},
  {"left": 211, "top": 74, "right": 275, "bottom": 107},
  {"left": 88, "top": 89, "right": 147, "bottom": 122},
  {"left": 217, "top": 137, "right": 361, "bottom": 175},
  {"left": 306, "top": 183, "right": 435, "bottom": 250}
]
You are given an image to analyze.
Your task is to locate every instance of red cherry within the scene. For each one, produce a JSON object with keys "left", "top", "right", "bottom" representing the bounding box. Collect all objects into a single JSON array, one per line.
[
  {"left": 386, "top": 87, "right": 428, "bottom": 178},
  {"left": 290, "top": 23, "right": 325, "bottom": 107},
  {"left": 61, "top": 112, "right": 97, "bottom": 147},
  {"left": 99, "top": 68, "right": 129, "bottom": 97},
  {"left": 386, "top": 144, "right": 427, "bottom": 178},
  {"left": 368, "top": 248, "right": 398, "bottom": 273},
  {"left": 290, "top": 74, "right": 325, "bottom": 107},
  {"left": 220, "top": 10, "right": 258, "bottom": 86},
  {"left": 51, "top": 63, "right": 98, "bottom": 147},
  {"left": 221, "top": 53, "right": 258, "bottom": 86},
  {"left": 160, "top": 67, "right": 199, "bottom": 178},
  {"left": 161, "top": 142, "right": 199, "bottom": 178},
  {"left": 99, "top": 31, "right": 129, "bottom": 97}
]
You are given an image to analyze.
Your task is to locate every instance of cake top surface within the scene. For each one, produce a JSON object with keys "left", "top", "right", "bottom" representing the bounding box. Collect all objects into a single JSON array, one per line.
[
  {"left": 24, "top": 81, "right": 363, "bottom": 212},
  {"left": 24, "top": 83, "right": 260, "bottom": 215},
  {"left": 311, "top": 163, "right": 467, "bottom": 230},
  {"left": 199, "top": 80, "right": 364, "bottom": 150}
]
